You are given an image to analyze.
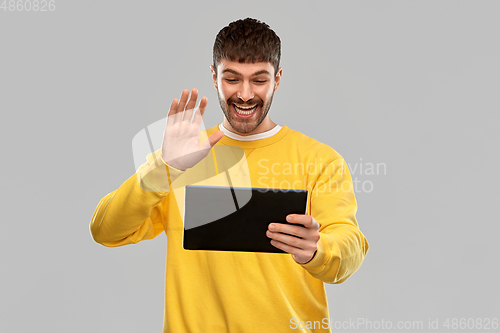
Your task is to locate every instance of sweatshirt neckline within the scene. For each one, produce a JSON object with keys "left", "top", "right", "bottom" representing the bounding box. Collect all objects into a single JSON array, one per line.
[
  {"left": 218, "top": 123, "right": 283, "bottom": 141},
  {"left": 208, "top": 124, "right": 290, "bottom": 149}
]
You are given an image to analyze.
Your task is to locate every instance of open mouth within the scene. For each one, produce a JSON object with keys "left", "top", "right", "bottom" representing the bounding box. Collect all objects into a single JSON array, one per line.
[{"left": 233, "top": 104, "right": 257, "bottom": 118}]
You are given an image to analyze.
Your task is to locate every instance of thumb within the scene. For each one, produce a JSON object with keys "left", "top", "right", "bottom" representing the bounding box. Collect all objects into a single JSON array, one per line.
[{"left": 201, "top": 130, "right": 224, "bottom": 150}]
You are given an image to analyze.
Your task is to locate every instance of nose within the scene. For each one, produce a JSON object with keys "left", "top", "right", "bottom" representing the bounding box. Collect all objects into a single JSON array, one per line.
[{"left": 237, "top": 82, "right": 254, "bottom": 102}]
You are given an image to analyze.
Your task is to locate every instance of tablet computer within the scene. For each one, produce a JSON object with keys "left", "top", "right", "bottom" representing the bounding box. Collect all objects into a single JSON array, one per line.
[{"left": 183, "top": 185, "right": 309, "bottom": 253}]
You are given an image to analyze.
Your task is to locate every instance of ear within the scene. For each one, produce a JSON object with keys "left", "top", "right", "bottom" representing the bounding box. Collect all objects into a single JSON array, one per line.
[
  {"left": 274, "top": 67, "right": 283, "bottom": 93},
  {"left": 210, "top": 65, "right": 218, "bottom": 90}
]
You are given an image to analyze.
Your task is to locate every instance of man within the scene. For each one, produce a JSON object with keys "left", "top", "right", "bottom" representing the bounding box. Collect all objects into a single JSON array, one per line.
[{"left": 90, "top": 18, "right": 369, "bottom": 332}]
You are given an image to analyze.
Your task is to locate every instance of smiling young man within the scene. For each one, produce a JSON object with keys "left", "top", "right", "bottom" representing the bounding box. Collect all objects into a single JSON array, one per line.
[
  {"left": 214, "top": 59, "right": 280, "bottom": 135},
  {"left": 91, "top": 18, "right": 369, "bottom": 333}
]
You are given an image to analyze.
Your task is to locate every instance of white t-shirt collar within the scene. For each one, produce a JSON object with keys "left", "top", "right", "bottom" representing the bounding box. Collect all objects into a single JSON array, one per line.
[{"left": 218, "top": 123, "right": 283, "bottom": 141}]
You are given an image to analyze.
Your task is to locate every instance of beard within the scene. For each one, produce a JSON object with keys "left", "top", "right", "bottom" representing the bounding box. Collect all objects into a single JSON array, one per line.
[{"left": 217, "top": 91, "right": 274, "bottom": 135}]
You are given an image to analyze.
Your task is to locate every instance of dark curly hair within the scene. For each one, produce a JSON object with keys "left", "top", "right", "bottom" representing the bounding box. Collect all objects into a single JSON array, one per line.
[{"left": 213, "top": 18, "right": 281, "bottom": 76}]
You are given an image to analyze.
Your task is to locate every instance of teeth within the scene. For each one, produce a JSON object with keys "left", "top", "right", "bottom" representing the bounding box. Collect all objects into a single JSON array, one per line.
[
  {"left": 234, "top": 105, "right": 256, "bottom": 115},
  {"left": 236, "top": 105, "right": 256, "bottom": 110}
]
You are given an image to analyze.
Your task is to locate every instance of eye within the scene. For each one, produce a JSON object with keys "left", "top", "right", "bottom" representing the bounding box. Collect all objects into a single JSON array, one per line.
[
  {"left": 225, "top": 79, "right": 238, "bottom": 83},
  {"left": 254, "top": 80, "right": 268, "bottom": 84}
]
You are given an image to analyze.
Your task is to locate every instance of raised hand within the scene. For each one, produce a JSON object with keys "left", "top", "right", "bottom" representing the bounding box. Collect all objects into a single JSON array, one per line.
[{"left": 161, "top": 89, "right": 224, "bottom": 171}]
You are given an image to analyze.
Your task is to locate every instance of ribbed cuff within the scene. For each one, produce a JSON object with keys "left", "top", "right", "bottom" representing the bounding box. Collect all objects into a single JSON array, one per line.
[
  {"left": 138, "top": 151, "right": 185, "bottom": 193},
  {"left": 299, "top": 232, "right": 338, "bottom": 274}
]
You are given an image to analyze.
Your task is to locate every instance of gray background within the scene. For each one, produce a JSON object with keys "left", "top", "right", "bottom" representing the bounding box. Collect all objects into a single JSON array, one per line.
[{"left": 1, "top": 0, "right": 499, "bottom": 332}]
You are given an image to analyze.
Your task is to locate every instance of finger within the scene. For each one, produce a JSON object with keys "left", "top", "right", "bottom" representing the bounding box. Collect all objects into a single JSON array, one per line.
[
  {"left": 176, "top": 89, "right": 190, "bottom": 112},
  {"left": 271, "top": 239, "right": 315, "bottom": 264},
  {"left": 167, "top": 98, "right": 178, "bottom": 117},
  {"left": 198, "top": 96, "right": 208, "bottom": 116},
  {"left": 269, "top": 223, "right": 305, "bottom": 238},
  {"left": 267, "top": 231, "right": 305, "bottom": 249},
  {"left": 182, "top": 89, "right": 198, "bottom": 122},
  {"left": 173, "top": 89, "right": 189, "bottom": 123},
  {"left": 287, "top": 214, "right": 318, "bottom": 229},
  {"left": 184, "top": 88, "right": 198, "bottom": 112},
  {"left": 193, "top": 96, "right": 208, "bottom": 126},
  {"left": 269, "top": 232, "right": 318, "bottom": 259},
  {"left": 167, "top": 98, "right": 179, "bottom": 126},
  {"left": 270, "top": 239, "right": 306, "bottom": 257}
]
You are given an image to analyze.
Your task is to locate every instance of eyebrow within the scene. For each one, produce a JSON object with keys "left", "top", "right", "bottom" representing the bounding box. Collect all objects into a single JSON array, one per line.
[{"left": 221, "top": 69, "right": 271, "bottom": 76}]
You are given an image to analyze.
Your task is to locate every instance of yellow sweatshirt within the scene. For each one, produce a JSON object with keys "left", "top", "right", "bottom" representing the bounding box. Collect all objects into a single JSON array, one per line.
[{"left": 90, "top": 124, "right": 369, "bottom": 333}]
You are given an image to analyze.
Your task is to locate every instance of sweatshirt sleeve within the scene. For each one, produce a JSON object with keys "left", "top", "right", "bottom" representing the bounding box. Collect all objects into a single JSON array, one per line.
[
  {"left": 89, "top": 149, "right": 184, "bottom": 247},
  {"left": 300, "top": 157, "right": 369, "bottom": 284}
]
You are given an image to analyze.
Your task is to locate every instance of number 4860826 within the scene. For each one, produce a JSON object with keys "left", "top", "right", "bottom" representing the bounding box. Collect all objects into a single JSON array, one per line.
[{"left": 1, "top": 0, "right": 56, "bottom": 11}]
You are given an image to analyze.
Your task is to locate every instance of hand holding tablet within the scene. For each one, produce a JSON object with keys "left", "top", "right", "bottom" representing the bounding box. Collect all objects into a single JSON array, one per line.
[{"left": 267, "top": 214, "right": 321, "bottom": 264}]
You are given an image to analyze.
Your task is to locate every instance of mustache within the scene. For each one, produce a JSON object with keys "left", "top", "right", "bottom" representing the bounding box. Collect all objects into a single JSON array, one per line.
[{"left": 227, "top": 97, "right": 263, "bottom": 106}]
